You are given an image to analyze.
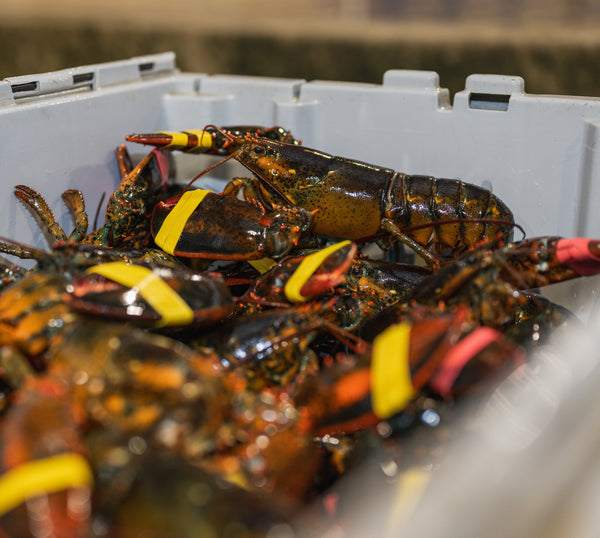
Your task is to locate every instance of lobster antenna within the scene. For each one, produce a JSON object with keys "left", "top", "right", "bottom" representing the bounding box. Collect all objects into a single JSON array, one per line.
[
  {"left": 204, "top": 124, "right": 234, "bottom": 143},
  {"left": 182, "top": 151, "right": 239, "bottom": 192},
  {"left": 92, "top": 191, "right": 107, "bottom": 232}
]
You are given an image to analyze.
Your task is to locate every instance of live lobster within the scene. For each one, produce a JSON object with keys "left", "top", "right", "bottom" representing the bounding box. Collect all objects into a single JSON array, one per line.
[{"left": 127, "top": 127, "right": 516, "bottom": 266}]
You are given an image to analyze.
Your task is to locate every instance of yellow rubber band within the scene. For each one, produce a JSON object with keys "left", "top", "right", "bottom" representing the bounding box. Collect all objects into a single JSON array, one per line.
[
  {"left": 386, "top": 467, "right": 431, "bottom": 535},
  {"left": 0, "top": 453, "right": 93, "bottom": 516},
  {"left": 154, "top": 189, "right": 211, "bottom": 255},
  {"left": 183, "top": 129, "right": 213, "bottom": 149},
  {"left": 248, "top": 258, "right": 277, "bottom": 274},
  {"left": 157, "top": 130, "right": 189, "bottom": 148},
  {"left": 88, "top": 262, "right": 194, "bottom": 327},
  {"left": 284, "top": 240, "right": 352, "bottom": 302},
  {"left": 371, "top": 322, "right": 415, "bottom": 419}
]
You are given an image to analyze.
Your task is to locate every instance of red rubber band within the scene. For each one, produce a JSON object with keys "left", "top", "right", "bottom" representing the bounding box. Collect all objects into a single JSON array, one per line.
[
  {"left": 556, "top": 238, "right": 600, "bottom": 276},
  {"left": 152, "top": 149, "right": 170, "bottom": 191},
  {"left": 430, "top": 326, "right": 502, "bottom": 398}
]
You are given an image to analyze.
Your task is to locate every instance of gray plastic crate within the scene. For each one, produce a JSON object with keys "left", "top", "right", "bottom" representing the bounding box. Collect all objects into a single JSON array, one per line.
[{"left": 3, "top": 52, "right": 600, "bottom": 537}]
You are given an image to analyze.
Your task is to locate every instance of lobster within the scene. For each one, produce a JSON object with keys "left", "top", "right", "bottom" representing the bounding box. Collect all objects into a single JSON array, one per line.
[
  {"left": 238, "top": 241, "right": 429, "bottom": 313},
  {"left": 407, "top": 236, "right": 600, "bottom": 320},
  {"left": 127, "top": 127, "right": 516, "bottom": 267}
]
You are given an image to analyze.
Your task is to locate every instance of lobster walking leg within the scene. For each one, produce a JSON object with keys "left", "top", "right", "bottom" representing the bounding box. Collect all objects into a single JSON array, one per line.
[{"left": 61, "top": 189, "right": 88, "bottom": 241}]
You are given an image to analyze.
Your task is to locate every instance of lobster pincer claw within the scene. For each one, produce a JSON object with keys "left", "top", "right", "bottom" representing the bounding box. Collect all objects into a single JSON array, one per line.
[
  {"left": 499, "top": 236, "right": 600, "bottom": 289},
  {"left": 126, "top": 129, "right": 214, "bottom": 153},
  {"left": 0, "top": 377, "right": 93, "bottom": 537},
  {"left": 151, "top": 189, "right": 313, "bottom": 260},
  {"left": 64, "top": 261, "right": 235, "bottom": 329},
  {"left": 126, "top": 126, "right": 300, "bottom": 155},
  {"left": 240, "top": 240, "right": 358, "bottom": 310}
]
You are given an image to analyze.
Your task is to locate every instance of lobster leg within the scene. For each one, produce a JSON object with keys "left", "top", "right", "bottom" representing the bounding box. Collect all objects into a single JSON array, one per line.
[
  {"left": 14, "top": 185, "right": 68, "bottom": 242},
  {"left": 222, "top": 175, "right": 283, "bottom": 209},
  {"left": 115, "top": 144, "right": 134, "bottom": 180},
  {"left": 61, "top": 189, "right": 88, "bottom": 242},
  {"left": 0, "top": 238, "right": 47, "bottom": 262},
  {"left": 380, "top": 218, "right": 442, "bottom": 268}
]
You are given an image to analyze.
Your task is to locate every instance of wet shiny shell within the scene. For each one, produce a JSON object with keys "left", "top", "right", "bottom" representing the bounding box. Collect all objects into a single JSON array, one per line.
[{"left": 64, "top": 266, "right": 234, "bottom": 328}]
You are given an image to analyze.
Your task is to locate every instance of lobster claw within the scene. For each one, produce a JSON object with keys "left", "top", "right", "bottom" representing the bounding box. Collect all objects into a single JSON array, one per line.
[
  {"left": 305, "top": 310, "right": 524, "bottom": 437},
  {"left": 241, "top": 241, "right": 357, "bottom": 308},
  {"left": 0, "top": 378, "right": 92, "bottom": 537},
  {"left": 64, "top": 261, "right": 235, "bottom": 328},
  {"left": 151, "top": 190, "right": 313, "bottom": 260},
  {"left": 126, "top": 126, "right": 300, "bottom": 155},
  {"left": 126, "top": 129, "right": 215, "bottom": 153}
]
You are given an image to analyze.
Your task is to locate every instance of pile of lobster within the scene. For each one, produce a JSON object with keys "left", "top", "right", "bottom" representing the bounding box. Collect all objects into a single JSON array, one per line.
[{"left": 0, "top": 125, "right": 598, "bottom": 537}]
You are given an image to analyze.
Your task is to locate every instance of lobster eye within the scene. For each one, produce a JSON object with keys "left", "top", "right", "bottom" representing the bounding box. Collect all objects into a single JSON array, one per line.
[{"left": 253, "top": 146, "right": 264, "bottom": 155}]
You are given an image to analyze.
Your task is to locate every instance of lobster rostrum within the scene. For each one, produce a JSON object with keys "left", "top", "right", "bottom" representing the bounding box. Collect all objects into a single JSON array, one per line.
[{"left": 130, "top": 127, "right": 517, "bottom": 267}]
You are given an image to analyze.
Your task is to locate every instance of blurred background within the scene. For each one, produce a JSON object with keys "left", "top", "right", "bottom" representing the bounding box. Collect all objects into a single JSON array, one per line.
[{"left": 2, "top": 0, "right": 600, "bottom": 97}]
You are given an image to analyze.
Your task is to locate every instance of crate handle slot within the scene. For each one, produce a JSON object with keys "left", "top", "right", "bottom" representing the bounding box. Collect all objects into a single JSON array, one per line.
[
  {"left": 469, "top": 92, "right": 510, "bottom": 111},
  {"left": 11, "top": 81, "right": 38, "bottom": 93},
  {"left": 72, "top": 72, "right": 94, "bottom": 84},
  {"left": 138, "top": 62, "right": 155, "bottom": 73}
]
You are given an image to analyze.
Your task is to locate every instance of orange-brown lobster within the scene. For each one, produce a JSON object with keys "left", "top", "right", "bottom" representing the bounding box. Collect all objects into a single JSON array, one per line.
[{"left": 127, "top": 127, "right": 516, "bottom": 267}]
